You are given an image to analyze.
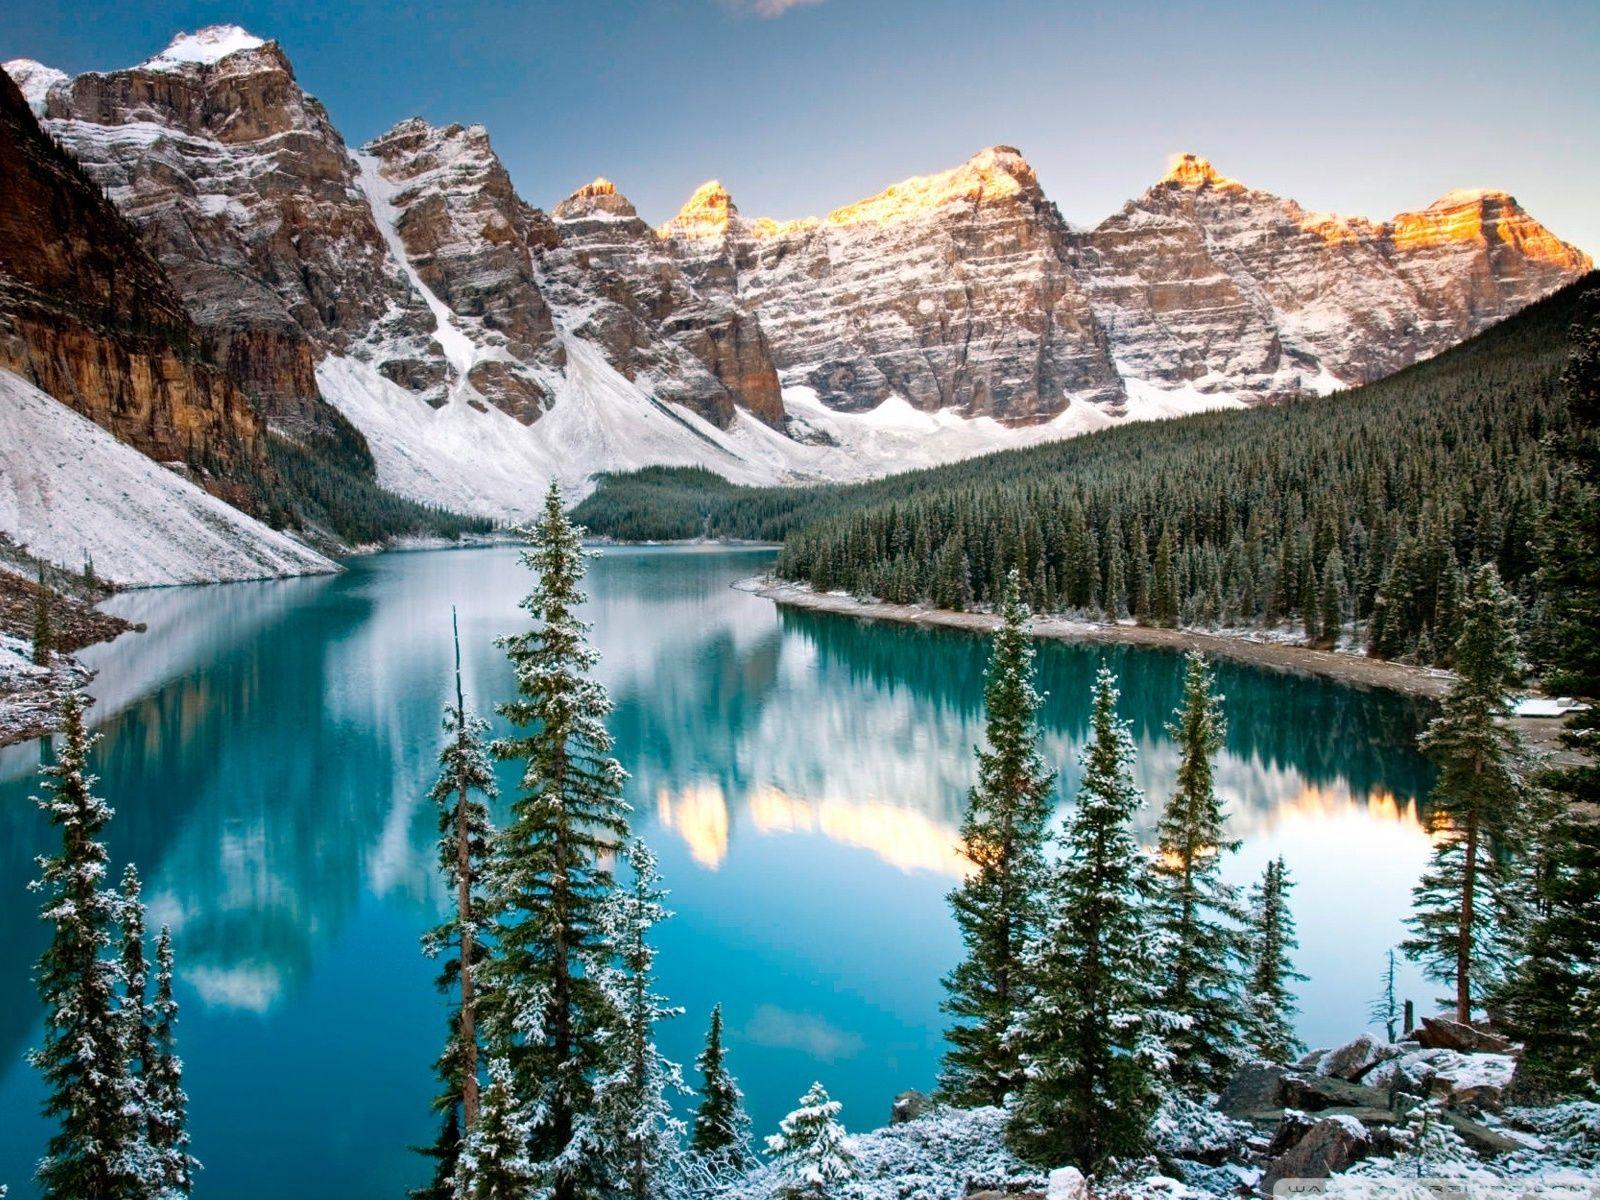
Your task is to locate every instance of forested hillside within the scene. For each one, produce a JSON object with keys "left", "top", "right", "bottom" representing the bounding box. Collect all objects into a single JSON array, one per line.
[{"left": 578, "top": 275, "right": 1598, "bottom": 665}]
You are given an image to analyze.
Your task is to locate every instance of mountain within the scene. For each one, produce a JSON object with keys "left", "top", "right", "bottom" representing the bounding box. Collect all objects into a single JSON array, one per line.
[
  {"left": 0, "top": 66, "right": 263, "bottom": 506},
  {"left": 1070, "top": 153, "right": 1593, "bottom": 400},
  {"left": 4, "top": 26, "right": 1591, "bottom": 521},
  {"left": 657, "top": 147, "right": 1126, "bottom": 421}
]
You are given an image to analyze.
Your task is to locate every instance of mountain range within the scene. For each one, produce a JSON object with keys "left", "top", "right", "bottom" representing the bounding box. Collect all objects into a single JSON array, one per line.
[{"left": 0, "top": 24, "right": 1591, "bottom": 563}]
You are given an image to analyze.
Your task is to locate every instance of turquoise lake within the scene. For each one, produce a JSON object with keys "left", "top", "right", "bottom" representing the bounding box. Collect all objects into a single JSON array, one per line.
[{"left": 0, "top": 544, "right": 1438, "bottom": 1197}]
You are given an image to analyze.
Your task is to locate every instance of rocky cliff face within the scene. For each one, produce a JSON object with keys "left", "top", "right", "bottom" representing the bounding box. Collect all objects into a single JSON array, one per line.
[
  {"left": 0, "top": 67, "right": 262, "bottom": 499},
  {"left": 1067, "top": 154, "right": 1595, "bottom": 400},
  {"left": 658, "top": 149, "right": 1126, "bottom": 422},
  {"left": 660, "top": 149, "right": 1590, "bottom": 415},
  {"left": 9, "top": 27, "right": 428, "bottom": 435},
  {"left": 544, "top": 177, "right": 784, "bottom": 428}
]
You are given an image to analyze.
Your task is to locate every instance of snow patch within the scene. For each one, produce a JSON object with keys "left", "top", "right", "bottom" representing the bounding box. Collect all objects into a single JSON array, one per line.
[
  {"left": 142, "top": 25, "right": 265, "bottom": 71},
  {"left": 2, "top": 58, "right": 68, "bottom": 113},
  {"left": 0, "top": 369, "right": 337, "bottom": 587}
]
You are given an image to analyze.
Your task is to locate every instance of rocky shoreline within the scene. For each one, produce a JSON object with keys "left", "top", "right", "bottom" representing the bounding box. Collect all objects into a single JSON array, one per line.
[{"left": 0, "top": 565, "right": 135, "bottom": 747}]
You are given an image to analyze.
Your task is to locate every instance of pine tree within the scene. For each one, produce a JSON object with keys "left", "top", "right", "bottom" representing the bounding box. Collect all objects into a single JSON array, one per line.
[
  {"left": 940, "top": 569, "right": 1056, "bottom": 1107},
  {"left": 1319, "top": 549, "right": 1346, "bottom": 648},
  {"left": 454, "top": 1059, "right": 535, "bottom": 1200},
  {"left": 591, "top": 840, "right": 686, "bottom": 1200},
  {"left": 1008, "top": 667, "right": 1166, "bottom": 1171},
  {"left": 1151, "top": 525, "right": 1180, "bottom": 628},
  {"left": 146, "top": 927, "right": 195, "bottom": 1198},
  {"left": 116, "top": 865, "right": 158, "bottom": 1192},
  {"left": 29, "top": 692, "right": 140, "bottom": 1200},
  {"left": 1369, "top": 949, "right": 1401, "bottom": 1043},
  {"left": 33, "top": 563, "right": 53, "bottom": 667},
  {"left": 413, "top": 610, "right": 498, "bottom": 1200},
  {"left": 1241, "top": 857, "right": 1306, "bottom": 1063},
  {"left": 1494, "top": 818, "right": 1600, "bottom": 1096},
  {"left": 1151, "top": 651, "right": 1244, "bottom": 1091},
  {"left": 690, "top": 1004, "right": 752, "bottom": 1171},
  {"left": 1397, "top": 1098, "right": 1470, "bottom": 1171},
  {"left": 1402, "top": 564, "right": 1528, "bottom": 1021},
  {"left": 765, "top": 1083, "right": 856, "bottom": 1200},
  {"left": 484, "top": 482, "right": 631, "bottom": 1200}
]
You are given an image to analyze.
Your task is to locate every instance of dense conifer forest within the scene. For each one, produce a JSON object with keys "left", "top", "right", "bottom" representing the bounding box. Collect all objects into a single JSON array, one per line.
[{"left": 577, "top": 275, "right": 1598, "bottom": 667}]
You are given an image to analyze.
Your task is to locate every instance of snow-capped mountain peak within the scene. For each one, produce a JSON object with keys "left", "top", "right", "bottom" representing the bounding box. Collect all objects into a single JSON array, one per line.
[
  {"left": 142, "top": 25, "right": 267, "bottom": 71},
  {"left": 657, "top": 179, "right": 739, "bottom": 240},
  {"left": 1, "top": 59, "right": 66, "bottom": 114}
]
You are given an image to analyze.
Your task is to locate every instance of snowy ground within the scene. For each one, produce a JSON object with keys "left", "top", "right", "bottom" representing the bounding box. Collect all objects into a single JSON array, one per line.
[
  {"left": 0, "top": 631, "right": 89, "bottom": 744},
  {"left": 0, "top": 369, "right": 337, "bottom": 587}
]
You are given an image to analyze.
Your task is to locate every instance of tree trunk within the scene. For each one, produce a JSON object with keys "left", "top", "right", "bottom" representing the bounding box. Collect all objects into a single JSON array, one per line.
[{"left": 1457, "top": 812, "right": 1478, "bottom": 1023}]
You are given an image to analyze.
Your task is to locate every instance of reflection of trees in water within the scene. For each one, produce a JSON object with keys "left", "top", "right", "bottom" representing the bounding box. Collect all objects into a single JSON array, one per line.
[{"left": 778, "top": 608, "right": 1435, "bottom": 807}]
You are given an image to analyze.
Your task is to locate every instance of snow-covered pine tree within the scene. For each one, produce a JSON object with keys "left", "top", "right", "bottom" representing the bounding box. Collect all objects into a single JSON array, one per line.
[
  {"left": 115, "top": 864, "right": 158, "bottom": 1191},
  {"left": 766, "top": 1082, "right": 856, "bottom": 1200},
  {"left": 690, "top": 1004, "right": 752, "bottom": 1172},
  {"left": 485, "top": 482, "right": 631, "bottom": 1200},
  {"left": 413, "top": 609, "right": 498, "bottom": 1200},
  {"left": 1396, "top": 1098, "right": 1470, "bottom": 1172},
  {"left": 146, "top": 926, "right": 195, "bottom": 1198},
  {"left": 1402, "top": 564, "right": 1528, "bottom": 1022},
  {"left": 1150, "top": 651, "right": 1245, "bottom": 1092},
  {"left": 1240, "top": 857, "right": 1307, "bottom": 1064},
  {"left": 940, "top": 569, "right": 1056, "bottom": 1107},
  {"left": 1369, "top": 949, "right": 1401, "bottom": 1043},
  {"left": 591, "top": 839, "right": 686, "bottom": 1200},
  {"left": 29, "top": 691, "right": 141, "bottom": 1200},
  {"left": 1008, "top": 666, "right": 1166, "bottom": 1171},
  {"left": 454, "top": 1059, "right": 535, "bottom": 1200}
]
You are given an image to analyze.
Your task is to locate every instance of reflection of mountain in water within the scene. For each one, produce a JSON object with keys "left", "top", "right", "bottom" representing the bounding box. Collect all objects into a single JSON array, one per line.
[{"left": 630, "top": 595, "right": 1434, "bottom": 877}]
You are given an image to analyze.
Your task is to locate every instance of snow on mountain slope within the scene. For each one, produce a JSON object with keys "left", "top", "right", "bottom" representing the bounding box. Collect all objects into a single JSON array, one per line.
[
  {"left": 0, "top": 370, "right": 337, "bottom": 587},
  {"left": 317, "top": 340, "right": 777, "bottom": 519}
]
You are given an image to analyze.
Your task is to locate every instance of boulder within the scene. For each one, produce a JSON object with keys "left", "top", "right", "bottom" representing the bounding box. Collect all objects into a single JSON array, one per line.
[
  {"left": 1427, "top": 1053, "right": 1518, "bottom": 1114},
  {"left": 891, "top": 1089, "right": 927, "bottom": 1125},
  {"left": 1218, "top": 1064, "right": 1289, "bottom": 1118},
  {"left": 1045, "top": 1168, "right": 1087, "bottom": 1200},
  {"left": 1261, "top": 1115, "right": 1374, "bottom": 1193},
  {"left": 1266, "top": 1110, "right": 1316, "bottom": 1157},
  {"left": 1281, "top": 1073, "right": 1391, "bottom": 1113},
  {"left": 1439, "top": 1110, "right": 1534, "bottom": 1156},
  {"left": 1416, "top": 1016, "right": 1514, "bottom": 1054},
  {"left": 1311, "top": 1032, "right": 1403, "bottom": 1081}
]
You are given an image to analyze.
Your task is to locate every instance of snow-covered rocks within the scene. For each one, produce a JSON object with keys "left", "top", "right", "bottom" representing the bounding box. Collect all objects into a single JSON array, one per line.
[
  {"left": 1306, "top": 1032, "right": 1407, "bottom": 1082},
  {"left": 1366, "top": 1048, "right": 1520, "bottom": 1114},
  {"left": 0, "top": 370, "right": 336, "bottom": 586},
  {"left": 1044, "top": 1166, "right": 1087, "bottom": 1200},
  {"left": 140, "top": 25, "right": 266, "bottom": 70}
]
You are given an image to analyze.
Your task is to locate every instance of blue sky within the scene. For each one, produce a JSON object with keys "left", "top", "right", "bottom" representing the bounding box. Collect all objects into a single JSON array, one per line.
[{"left": 9, "top": 0, "right": 1599, "bottom": 254}]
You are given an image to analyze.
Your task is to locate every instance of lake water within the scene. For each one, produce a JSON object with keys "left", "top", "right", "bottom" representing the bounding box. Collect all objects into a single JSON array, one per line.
[{"left": 0, "top": 545, "right": 1438, "bottom": 1197}]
